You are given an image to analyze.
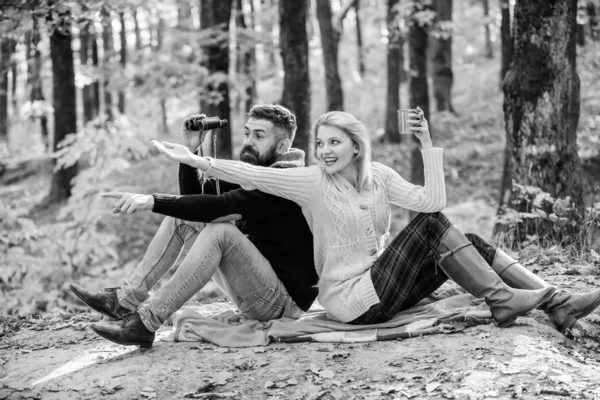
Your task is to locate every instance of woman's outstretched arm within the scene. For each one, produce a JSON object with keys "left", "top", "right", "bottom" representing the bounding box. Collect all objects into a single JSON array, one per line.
[{"left": 152, "top": 140, "right": 320, "bottom": 207}]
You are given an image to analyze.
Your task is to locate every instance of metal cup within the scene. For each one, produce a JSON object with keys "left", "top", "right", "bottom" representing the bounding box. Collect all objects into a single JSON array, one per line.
[{"left": 398, "top": 108, "right": 423, "bottom": 135}]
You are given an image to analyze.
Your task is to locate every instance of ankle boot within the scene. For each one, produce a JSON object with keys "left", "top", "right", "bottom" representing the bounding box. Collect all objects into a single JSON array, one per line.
[
  {"left": 436, "top": 226, "right": 556, "bottom": 328},
  {"left": 491, "top": 249, "right": 600, "bottom": 332},
  {"left": 70, "top": 284, "right": 131, "bottom": 320},
  {"left": 90, "top": 312, "right": 155, "bottom": 348}
]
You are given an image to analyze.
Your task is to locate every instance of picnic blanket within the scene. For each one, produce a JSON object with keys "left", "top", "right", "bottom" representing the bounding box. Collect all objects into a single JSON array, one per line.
[{"left": 169, "top": 284, "right": 493, "bottom": 347}]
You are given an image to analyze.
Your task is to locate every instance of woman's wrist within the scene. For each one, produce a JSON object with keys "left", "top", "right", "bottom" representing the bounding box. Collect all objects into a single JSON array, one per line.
[{"left": 194, "top": 155, "right": 211, "bottom": 171}]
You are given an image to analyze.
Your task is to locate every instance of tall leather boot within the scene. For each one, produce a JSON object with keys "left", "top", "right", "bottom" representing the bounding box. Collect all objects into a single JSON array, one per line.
[
  {"left": 491, "top": 249, "right": 600, "bottom": 332},
  {"left": 436, "top": 226, "right": 556, "bottom": 328}
]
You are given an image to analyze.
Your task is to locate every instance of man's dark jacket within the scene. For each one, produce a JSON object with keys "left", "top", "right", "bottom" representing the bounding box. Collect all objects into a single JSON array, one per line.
[{"left": 151, "top": 149, "right": 318, "bottom": 311}]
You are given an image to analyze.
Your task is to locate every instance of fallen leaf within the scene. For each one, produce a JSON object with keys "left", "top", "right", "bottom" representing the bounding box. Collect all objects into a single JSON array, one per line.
[
  {"left": 264, "top": 381, "right": 276, "bottom": 389},
  {"left": 140, "top": 387, "right": 156, "bottom": 398},
  {"left": 426, "top": 382, "right": 441, "bottom": 393},
  {"left": 210, "top": 371, "right": 233, "bottom": 386},
  {"left": 319, "top": 370, "right": 335, "bottom": 379}
]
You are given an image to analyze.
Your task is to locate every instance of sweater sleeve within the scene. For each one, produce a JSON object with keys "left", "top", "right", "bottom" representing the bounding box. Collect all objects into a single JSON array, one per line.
[
  {"left": 151, "top": 188, "right": 301, "bottom": 222},
  {"left": 376, "top": 148, "right": 446, "bottom": 213},
  {"left": 204, "top": 158, "right": 321, "bottom": 207}
]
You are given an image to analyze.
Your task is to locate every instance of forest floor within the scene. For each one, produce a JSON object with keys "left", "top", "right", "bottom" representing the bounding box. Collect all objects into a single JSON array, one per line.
[{"left": 2, "top": 270, "right": 600, "bottom": 400}]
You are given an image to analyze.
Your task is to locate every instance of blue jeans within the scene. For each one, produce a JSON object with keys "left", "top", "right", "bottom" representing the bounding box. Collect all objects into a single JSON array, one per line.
[{"left": 117, "top": 217, "right": 302, "bottom": 332}]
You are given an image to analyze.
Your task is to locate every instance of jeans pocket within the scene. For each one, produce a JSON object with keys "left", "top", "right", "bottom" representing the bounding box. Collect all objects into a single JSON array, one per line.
[{"left": 239, "top": 292, "right": 285, "bottom": 321}]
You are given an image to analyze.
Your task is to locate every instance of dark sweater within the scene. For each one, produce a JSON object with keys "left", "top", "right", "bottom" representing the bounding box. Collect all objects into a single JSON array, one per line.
[{"left": 151, "top": 149, "right": 318, "bottom": 311}]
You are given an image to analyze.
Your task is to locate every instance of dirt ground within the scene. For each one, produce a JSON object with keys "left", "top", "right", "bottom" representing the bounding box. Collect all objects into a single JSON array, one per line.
[{"left": 2, "top": 270, "right": 600, "bottom": 400}]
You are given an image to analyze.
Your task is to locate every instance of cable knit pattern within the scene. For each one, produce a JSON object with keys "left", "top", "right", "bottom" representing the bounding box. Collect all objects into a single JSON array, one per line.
[{"left": 204, "top": 148, "right": 446, "bottom": 322}]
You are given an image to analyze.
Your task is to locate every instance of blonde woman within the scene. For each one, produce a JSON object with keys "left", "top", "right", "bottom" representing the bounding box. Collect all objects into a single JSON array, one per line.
[{"left": 152, "top": 111, "right": 600, "bottom": 332}]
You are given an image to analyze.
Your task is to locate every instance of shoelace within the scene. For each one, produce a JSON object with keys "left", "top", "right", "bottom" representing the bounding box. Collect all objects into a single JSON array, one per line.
[
  {"left": 100, "top": 287, "right": 120, "bottom": 292},
  {"left": 116, "top": 311, "right": 139, "bottom": 323}
]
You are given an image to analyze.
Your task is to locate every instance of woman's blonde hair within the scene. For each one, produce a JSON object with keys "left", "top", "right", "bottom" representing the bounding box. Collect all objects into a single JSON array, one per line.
[{"left": 310, "top": 111, "right": 372, "bottom": 192}]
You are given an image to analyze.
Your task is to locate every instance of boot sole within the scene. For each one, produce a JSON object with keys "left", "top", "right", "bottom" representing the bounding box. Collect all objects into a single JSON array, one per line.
[
  {"left": 90, "top": 325, "right": 154, "bottom": 349},
  {"left": 70, "top": 285, "right": 121, "bottom": 320}
]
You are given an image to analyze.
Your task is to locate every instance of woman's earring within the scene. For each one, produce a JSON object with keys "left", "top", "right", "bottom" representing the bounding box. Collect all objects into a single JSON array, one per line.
[{"left": 354, "top": 147, "right": 359, "bottom": 154}]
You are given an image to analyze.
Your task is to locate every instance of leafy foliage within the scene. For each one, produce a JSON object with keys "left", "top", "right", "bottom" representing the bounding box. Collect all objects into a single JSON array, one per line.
[
  {"left": 0, "top": 116, "right": 152, "bottom": 315},
  {"left": 496, "top": 181, "right": 600, "bottom": 251}
]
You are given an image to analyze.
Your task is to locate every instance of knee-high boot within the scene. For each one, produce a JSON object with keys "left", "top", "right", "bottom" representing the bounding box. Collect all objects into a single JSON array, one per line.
[
  {"left": 490, "top": 249, "right": 600, "bottom": 332},
  {"left": 436, "top": 226, "right": 556, "bottom": 328}
]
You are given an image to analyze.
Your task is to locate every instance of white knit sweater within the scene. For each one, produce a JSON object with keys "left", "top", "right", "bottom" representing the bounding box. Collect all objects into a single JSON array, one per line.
[{"left": 205, "top": 148, "right": 446, "bottom": 322}]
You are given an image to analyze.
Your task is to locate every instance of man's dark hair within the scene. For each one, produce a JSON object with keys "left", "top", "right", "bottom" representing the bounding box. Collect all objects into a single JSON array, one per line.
[{"left": 248, "top": 104, "right": 297, "bottom": 143}]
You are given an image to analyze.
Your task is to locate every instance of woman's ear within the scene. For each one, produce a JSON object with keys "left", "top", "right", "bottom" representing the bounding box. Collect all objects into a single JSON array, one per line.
[{"left": 277, "top": 138, "right": 291, "bottom": 155}]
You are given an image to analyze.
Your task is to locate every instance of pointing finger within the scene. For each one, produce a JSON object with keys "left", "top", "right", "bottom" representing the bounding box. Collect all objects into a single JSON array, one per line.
[{"left": 101, "top": 192, "right": 126, "bottom": 199}]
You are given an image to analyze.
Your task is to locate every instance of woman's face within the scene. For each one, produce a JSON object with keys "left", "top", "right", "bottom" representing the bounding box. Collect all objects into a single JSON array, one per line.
[{"left": 315, "top": 125, "right": 356, "bottom": 176}]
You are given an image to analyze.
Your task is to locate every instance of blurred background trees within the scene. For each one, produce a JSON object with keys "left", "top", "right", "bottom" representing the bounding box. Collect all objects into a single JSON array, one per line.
[{"left": 1, "top": 0, "right": 600, "bottom": 315}]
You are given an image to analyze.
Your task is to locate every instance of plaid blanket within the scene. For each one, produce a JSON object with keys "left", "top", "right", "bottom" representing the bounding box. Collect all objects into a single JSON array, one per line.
[{"left": 169, "top": 283, "right": 493, "bottom": 347}]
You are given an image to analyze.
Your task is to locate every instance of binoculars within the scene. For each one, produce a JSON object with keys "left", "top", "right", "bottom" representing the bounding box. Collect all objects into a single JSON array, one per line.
[{"left": 185, "top": 115, "right": 229, "bottom": 131}]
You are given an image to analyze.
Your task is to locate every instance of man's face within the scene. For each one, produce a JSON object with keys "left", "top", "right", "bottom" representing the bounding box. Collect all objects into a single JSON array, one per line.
[{"left": 239, "top": 118, "right": 280, "bottom": 166}]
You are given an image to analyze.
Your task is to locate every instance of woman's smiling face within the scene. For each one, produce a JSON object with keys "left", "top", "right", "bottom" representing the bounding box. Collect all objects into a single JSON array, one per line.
[{"left": 315, "top": 125, "right": 356, "bottom": 176}]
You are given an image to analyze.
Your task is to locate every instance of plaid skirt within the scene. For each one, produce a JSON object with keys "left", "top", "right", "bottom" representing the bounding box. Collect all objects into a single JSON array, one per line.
[{"left": 349, "top": 212, "right": 497, "bottom": 325}]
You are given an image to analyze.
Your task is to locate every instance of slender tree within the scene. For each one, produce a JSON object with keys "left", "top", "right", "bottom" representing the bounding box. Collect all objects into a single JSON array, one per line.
[
  {"left": 0, "top": 38, "right": 11, "bottom": 142},
  {"left": 316, "top": 0, "right": 344, "bottom": 111},
  {"left": 91, "top": 25, "right": 100, "bottom": 117},
  {"left": 499, "top": 0, "right": 513, "bottom": 83},
  {"left": 133, "top": 9, "right": 142, "bottom": 50},
  {"left": 384, "top": 0, "right": 403, "bottom": 143},
  {"left": 500, "top": 0, "right": 583, "bottom": 245},
  {"left": 79, "top": 22, "right": 95, "bottom": 124},
  {"left": 483, "top": 0, "right": 493, "bottom": 58},
  {"left": 27, "top": 16, "right": 50, "bottom": 149},
  {"left": 408, "top": 1, "right": 431, "bottom": 219},
  {"left": 431, "top": 0, "right": 454, "bottom": 113},
  {"left": 354, "top": 0, "right": 365, "bottom": 77},
  {"left": 101, "top": 6, "right": 114, "bottom": 121},
  {"left": 47, "top": 6, "right": 78, "bottom": 202},
  {"left": 235, "top": 0, "right": 257, "bottom": 114},
  {"left": 118, "top": 11, "right": 127, "bottom": 114},
  {"left": 200, "top": 0, "right": 233, "bottom": 158},
  {"left": 279, "top": 0, "right": 311, "bottom": 154}
]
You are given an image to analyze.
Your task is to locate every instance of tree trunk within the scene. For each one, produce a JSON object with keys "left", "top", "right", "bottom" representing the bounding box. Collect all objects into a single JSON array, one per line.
[
  {"left": 48, "top": 10, "right": 78, "bottom": 202},
  {"left": 29, "top": 17, "right": 49, "bottom": 149},
  {"left": 0, "top": 39, "right": 11, "bottom": 143},
  {"left": 500, "top": 0, "right": 513, "bottom": 84},
  {"left": 260, "top": 0, "right": 278, "bottom": 76},
  {"left": 279, "top": 0, "right": 311, "bottom": 154},
  {"left": 133, "top": 9, "right": 142, "bottom": 50},
  {"left": 245, "top": 0, "right": 257, "bottom": 113},
  {"left": 102, "top": 7, "right": 114, "bottom": 121},
  {"left": 432, "top": 0, "right": 454, "bottom": 113},
  {"left": 385, "top": 0, "right": 402, "bottom": 143},
  {"left": 156, "top": 14, "right": 165, "bottom": 51},
  {"left": 10, "top": 39, "right": 17, "bottom": 108},
  {"left": 316, "top": 0, "right": 344, "bottom": 111},
  {"left": 118, "top": 12, "right": 127, "bottom": 114},
  {"left": 483, "top": 0, "right": 493, "bottom": 58},
  {"left": 354, "top": 0, "right": 365, "bottom": 77},
  {"left": 408, "top": 3, "right": 431, "bottom": 220},
  {"left": 501, "top": 0, "right": 583, "bottom": 246},
  {"left": 79, "top": 23, "right": 95, "bottom": 124},
  {"left": 200, "top": 0, "right": 233, "bottom": 159},
  {"left": 235, "top": 0, "right": 258, "bottom": 114},
  {"left": 91, "top": 26, "right": 100, "bottom": 118}
]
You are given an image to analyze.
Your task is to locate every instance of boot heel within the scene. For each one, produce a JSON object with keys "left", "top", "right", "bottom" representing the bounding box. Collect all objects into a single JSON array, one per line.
[
  {"left": 139, "top": 342, "right": 153, "bottom": 349},
  {"left": 497, "top": 316, "right": 516, "bottom": 328}
]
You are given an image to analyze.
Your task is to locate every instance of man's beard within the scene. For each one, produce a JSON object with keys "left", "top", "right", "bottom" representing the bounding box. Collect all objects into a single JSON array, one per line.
[{"left": 239, "top": 145, "right": 279, "bottom": 166}]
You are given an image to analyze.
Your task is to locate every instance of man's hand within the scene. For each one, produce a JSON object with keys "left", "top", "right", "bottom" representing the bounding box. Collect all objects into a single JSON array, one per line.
[
  {"left": 101, "top": 192, "right": 154, "bottom": 214},
  {"left": 151, "top": 140, "right": 200, "bottom": 167},
  {"left": 183, "top": 114, "right": 207, "bottom": 151}
]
